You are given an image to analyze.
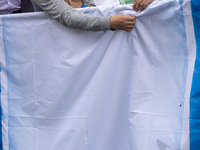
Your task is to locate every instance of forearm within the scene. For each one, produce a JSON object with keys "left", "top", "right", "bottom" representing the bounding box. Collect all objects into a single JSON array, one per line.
[{"left": 32, "top": 0, "right": 111, "bottom": 31}]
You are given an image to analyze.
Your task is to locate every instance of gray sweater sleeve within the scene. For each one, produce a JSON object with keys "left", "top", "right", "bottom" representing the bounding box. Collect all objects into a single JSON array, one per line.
[{"left": 32, "top": 0, "right": 111, "bottom": 31}]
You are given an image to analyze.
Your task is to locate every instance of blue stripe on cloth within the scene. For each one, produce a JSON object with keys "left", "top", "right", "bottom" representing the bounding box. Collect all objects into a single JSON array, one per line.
[
  {"left": 0, "top": 67, "right": 2, "bottom": 150},
  {"left": 190, "top": 0, "right": 200, "bottom": 149},
  {"left": 2, "top": 15, "right": 10, "bottom": 150}
]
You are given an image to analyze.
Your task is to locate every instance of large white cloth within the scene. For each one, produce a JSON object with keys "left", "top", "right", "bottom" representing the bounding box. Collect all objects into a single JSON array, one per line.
[{"left": 0, "top": 0, "right": 198, "bottom": 150}]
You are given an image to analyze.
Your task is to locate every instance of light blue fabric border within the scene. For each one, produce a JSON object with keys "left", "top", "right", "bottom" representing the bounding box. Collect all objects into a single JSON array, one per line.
[
  {"left": 2, "top": 15, "right": 10, "bottom": 150},
  {"left": 0, "top": 67, "right": 2, "bottom": 150},
  {"left": 190, "top": 0, "right": 200, "bottom": 149},
  {"left": 1, "top": 16, "right": 6, "bottom": 150}
]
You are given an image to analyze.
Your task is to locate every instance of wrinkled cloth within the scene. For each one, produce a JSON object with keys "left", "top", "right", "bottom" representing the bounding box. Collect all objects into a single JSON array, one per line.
[{"left": 0, "top": 1, "right": 199, "bottom": 150}]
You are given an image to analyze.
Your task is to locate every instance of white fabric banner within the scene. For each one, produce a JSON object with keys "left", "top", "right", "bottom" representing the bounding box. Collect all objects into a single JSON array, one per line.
[
  {"left": 94, "top": 0, "right": 119, "bottom": 6},
  {"left": 0, "top": 1, "right": 196, "bottom": 150}
]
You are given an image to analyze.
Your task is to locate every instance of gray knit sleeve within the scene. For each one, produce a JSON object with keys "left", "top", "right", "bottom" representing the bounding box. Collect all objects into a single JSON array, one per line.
[{"left": 32, "top": 0, "right": 111, "bottom": 31}]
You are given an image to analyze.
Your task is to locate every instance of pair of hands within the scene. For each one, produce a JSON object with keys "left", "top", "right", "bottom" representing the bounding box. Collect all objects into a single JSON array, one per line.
[{"left": 110, "top": 0, "right": 155, "bottom": 31}]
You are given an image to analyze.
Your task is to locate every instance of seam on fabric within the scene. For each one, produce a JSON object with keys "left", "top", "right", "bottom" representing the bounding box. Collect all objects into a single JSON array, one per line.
[
  {"left": 30, "top": 22, "right": 38, "bottom": 150},
  {"left": 2, "top": 15, "right": 9, "bottom": 150},
  {"left": 0, "top": 67, "right": 2, "bottom": 150}
]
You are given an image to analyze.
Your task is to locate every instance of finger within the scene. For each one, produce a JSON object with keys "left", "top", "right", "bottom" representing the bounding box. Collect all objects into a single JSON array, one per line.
[
  {"left": 126, "top": 25, "right": 135, "bottom": 32},
  {"left": 126, "top": 22, "right": 135, "bottom": 29},
  {"left": 142, "top": 4, "right": 148, "bottom": 10},
  {"left": 130, "top": 15, "right": 136, "bottom": 21},
  {"left": 138, "top": 0, "right": 146, "bottom": 11},
  {"left": 126, "top": 25, "right": 134, "bottom": 30},
  {"left": 126, "top": 20, "right": 136, "bottom": 26},
  {"left": 135, "top": 2, "right": 140, "bottom": 12},
  {"left": 145, "top": 0, "right": 154, "bottom": 5},
  {"left": 134, "top": 0, "right": 142, "bottom": 11},
  {"left": 125, "top": 19, "right": 136, "bottom": 25},
  {"left": 127, "top": 17, "right": 135, "bottom": 22},
  {"left": 140, "top": 0, "right": 146, "bottom": 11},
  {"left": 149, "top": 0, "right": 155, "bottom": 3},
  {"left": 132, "top": 3, "right": 136, "bottom": 10},
  {"left": 133, "top": 0, "right": 139, "bottom": 10},
  {"left": 126, "top": 23, "right": 135, "bottom": 26},
  {"left": 143, "top": 0, "right": 154, "bottom": 10},
  {"left": 123, "top": 15, "right": 135, "bottom": 22}
]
